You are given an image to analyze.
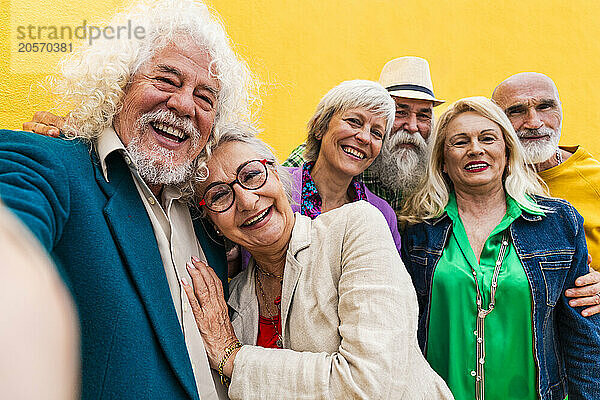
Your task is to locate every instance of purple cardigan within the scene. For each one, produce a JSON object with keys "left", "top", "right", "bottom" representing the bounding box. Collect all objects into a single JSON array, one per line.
[{"left": 286, "top": 167, "right": 402, "bottom": 254}]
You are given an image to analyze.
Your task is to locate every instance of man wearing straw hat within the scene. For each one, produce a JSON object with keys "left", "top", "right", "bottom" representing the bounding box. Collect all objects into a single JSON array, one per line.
[{"left": 283, "top": 56, "right": 444, "bottom": 212}]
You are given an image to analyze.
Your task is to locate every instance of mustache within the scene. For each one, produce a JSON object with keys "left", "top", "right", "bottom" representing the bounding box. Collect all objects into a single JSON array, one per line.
[
  {"left": 137, "top": 109, "right": 201, "bottom": 142},
  {"left": 385, "top": 129, "right": 427, "bottom": 151},
  {"left": 516, "top": 126, "right": 556, "bottom": 138}
]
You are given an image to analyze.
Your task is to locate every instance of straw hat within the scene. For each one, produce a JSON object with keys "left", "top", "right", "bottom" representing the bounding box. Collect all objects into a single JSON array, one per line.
[{"left": 378, "top": 56, "right": 444, "bottom": 106}]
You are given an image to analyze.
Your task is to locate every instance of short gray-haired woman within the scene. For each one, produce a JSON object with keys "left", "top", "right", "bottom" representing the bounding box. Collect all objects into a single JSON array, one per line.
[
  {"left": 238, "top": 80, "right": 402, "bottom": 271},
  {"left": 290, "top": 79, "right": 401, "bottom": 252},
  {"left": 183, "top": 125, "right": 453, "bottom": 399},
  {"left": 400, "top": 96, "right": 600, "bottom": 400}
]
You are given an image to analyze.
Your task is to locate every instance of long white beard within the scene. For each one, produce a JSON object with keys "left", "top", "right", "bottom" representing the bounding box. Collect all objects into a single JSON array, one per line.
[
  {"left": 368, "top": 129, "right": 428, "bottom": 195},
  {"left": 516, "top": 126, "right": 560, "bottom": 164}
]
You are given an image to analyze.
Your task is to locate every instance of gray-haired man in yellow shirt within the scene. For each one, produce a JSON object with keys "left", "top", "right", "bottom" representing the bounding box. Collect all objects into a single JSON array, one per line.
[{"left": 493, "top": 72, "right": 600, "bottom": 314}]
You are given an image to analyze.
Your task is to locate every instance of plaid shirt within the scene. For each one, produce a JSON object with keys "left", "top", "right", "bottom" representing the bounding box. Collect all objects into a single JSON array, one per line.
[
  {"left": 282, "top": 143, "right": 306, "bottom": 167},
  {"left": 283, "top": 143, "right": 405, "bottom": 214}
]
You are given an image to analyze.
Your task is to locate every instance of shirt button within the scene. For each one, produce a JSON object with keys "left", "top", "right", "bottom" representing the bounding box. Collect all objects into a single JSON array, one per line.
[
  {"left": 471, "top": 370, "right": 476, "bottom": 377},
  {"left": 148, "top": 197, "right": 155, "bottom": 205}
]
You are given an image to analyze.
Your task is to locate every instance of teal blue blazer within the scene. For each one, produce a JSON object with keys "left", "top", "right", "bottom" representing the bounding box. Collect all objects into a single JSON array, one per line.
[{"left": 0, "top": 130, "right": 227, "bottom": 400}]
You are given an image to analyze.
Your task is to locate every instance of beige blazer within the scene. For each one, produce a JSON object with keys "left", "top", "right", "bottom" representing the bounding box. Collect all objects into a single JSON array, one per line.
[{"left": 227, "top": 201, "right": 453, "bottom": 400}]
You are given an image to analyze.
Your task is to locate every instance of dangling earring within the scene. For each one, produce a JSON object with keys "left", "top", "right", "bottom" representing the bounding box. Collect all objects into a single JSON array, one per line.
[
  {"left": 214, "top": 226, "right": 222, "bottom": 236},
  {"left": 195, "top": 164, "right": 209, "bottom": 182}
]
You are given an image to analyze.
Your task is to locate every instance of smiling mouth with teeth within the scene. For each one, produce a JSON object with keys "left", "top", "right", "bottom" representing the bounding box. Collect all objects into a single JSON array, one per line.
[
  {"left": 464, "top": 163, "right": 489, "bottom": 171},
  {"left": 241, "top": 206, "right": 271, "bottom": 227},
  {"left": 341, "top": 146, "right": 365, "bottom": 159},
  {"left": 151, "top": 121, "right": 188, "bottom": 143}
]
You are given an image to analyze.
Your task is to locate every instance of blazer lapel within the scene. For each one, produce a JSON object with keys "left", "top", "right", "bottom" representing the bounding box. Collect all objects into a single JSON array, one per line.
[
  {"left": 228, "top": 265, "right": 259, "bottom": 345},
  {"left": 98, "top": 155, "right": 199, "bottom": 400},
  {"left": 280, "top": 214, "right": 311, "bottom": 343},
  {"left": 191, "top": 216, "right": 228, "bottom": 298}
]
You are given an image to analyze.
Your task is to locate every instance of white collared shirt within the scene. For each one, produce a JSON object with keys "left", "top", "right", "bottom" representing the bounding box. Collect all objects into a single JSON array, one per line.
[{"left": 97, "top": 127, "right": 227, "bottom": 400}]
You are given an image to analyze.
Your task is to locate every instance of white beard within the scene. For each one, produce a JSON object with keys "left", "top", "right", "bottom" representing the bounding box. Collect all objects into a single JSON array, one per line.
[
  {"left": 516, "top": 126, "right": 560, "bottom": 164},
  {"left": 368, "top": 129, "right": 428, "bottom": 195},
  {"left": 124, "top": 109, "right": 201, "bottom": 186},
  {"left": 126, "top": 136, "right": 195, "bottom": 185}
]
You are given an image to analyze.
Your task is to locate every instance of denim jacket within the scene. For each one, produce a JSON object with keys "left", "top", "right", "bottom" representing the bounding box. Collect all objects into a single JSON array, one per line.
[{"left": 401, "top": 196, "right": 600, "bottom": 400}]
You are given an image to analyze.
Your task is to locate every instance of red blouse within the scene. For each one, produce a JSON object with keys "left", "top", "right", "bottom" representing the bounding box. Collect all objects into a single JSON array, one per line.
[{"left": 256, "top": 296, "right": 282, "bottom": 348}]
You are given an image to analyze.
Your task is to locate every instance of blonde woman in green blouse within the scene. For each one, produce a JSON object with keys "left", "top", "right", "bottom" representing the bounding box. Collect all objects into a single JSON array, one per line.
[{"left": 400, "top": 97, "right": 600, "bottom": 400}]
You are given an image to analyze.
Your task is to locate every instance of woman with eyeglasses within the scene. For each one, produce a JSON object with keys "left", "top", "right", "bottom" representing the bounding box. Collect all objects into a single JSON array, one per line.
[
  {"left": 235, "top": 79, "right": 402, "bottom": 272},
  {"left": 235, "top": 80, "right": 400, "bottom": 277},
  {"left": 182, "top": 124, "right": 453, "bottom": 399}
]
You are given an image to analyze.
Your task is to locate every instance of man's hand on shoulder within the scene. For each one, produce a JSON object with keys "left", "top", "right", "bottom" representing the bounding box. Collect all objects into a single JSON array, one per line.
[{"left": 22, "top": 111, "right": 66, "bottom": 138}]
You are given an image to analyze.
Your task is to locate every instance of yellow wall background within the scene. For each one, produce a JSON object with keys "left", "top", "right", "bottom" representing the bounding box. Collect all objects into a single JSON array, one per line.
[{"left": 2, "top": 0, "right": 599, "bottom": 160}]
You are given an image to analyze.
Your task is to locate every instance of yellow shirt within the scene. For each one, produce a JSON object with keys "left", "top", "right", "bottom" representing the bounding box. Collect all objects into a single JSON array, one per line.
[{"left": 539, "top": 146, "right": 600, "bottom": 271}]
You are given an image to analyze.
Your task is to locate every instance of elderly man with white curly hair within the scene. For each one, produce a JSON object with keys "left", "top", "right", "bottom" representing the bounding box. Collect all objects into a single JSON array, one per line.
[{"left": 0, "top": 0, "right": 254, "bottom": 399}]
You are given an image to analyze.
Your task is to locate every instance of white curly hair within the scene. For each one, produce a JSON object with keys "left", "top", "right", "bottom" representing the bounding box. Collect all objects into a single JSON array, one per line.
[{"left": 51, "top": 0, "right": 258, "bottom": 163}]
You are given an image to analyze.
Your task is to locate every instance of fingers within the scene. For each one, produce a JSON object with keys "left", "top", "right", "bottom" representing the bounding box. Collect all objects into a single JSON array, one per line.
[
  {"left": 186, "top": 261, "right": 212, "bottom": 310},
  {"left": 573, "top": 269, "right": 600, "bottom": 288},
  {"left": 192, "top": 257, "right": 225, "bottom": 300},
  {"left": 567, "top": 285, "right": 600, "bottom": 317},
  {"left": 22, "top": 121, "right": 60, "bottom": 137},
  {"left": 184, "top": 257, "right": 237, "bottom": 370},
  {"left": 186, "top": 257, "right": 225, "bottom": 307},
  {"left": 23, "top": 111, "right": 67, "bottom": 137},
  {"left": 33, "top": 111, "right": 67, "bottom": 128},
  {"left": 587, "top": 253, "right": 593, "bottom": 268},
  {"left": 565, "top": 269, "right": 600, "bottom": 316},
  {"left": 568, "top": 292, "right": 600, "bottom": 316},
  {"left": 568, "top": 291, "right": 600, "bottom": 305},
  {"left": 581, "top": 304, "right": 600, "bottom": 317},
  {"left": 565, "top": 284, "right": 600, "bottom": 300},
  {"left": 182, "top": 278, "right": 204, "bottom": 320}
]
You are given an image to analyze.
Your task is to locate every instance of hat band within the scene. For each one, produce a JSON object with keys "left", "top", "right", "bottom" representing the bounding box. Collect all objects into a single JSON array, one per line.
[{"left": 385, "top": 84, "right": 435, "bottom": 98}]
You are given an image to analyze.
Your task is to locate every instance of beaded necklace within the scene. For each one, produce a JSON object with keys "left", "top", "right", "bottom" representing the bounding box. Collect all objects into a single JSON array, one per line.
[
  {"left": 471, "top": 233, "right": 509, "bottom": 400},
  {"left": 255, "top": 263, "right": 283, "bottom": 281},
  {"left": 555, "top": 148, "right": 563, "bottom": 165},
  {"left": 255, "top": 268, "right": 283, "bottom": 348}
]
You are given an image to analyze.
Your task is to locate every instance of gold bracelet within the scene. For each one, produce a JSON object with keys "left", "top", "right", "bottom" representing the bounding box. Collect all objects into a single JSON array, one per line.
[{"left": 218, "top": 340, "right": 243, "bottom": 388}]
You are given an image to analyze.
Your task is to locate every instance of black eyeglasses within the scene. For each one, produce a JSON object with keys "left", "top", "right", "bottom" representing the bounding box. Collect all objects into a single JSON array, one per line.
[{"left": 198, "top": 159, "right": 273, "bottom": 213}]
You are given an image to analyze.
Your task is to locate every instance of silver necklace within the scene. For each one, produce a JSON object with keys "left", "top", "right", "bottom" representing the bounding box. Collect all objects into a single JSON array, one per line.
[
  {"left": 556, "top": 148, "right": 563, "bottom": 165},
  {"left": 471, "top": 233, "right": 509, "bottom": 400}
]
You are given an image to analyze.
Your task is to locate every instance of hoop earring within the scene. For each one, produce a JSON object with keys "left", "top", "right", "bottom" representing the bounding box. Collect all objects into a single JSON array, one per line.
[{"left": 195, "top": 165, "right": 209, "bottom": 182}]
